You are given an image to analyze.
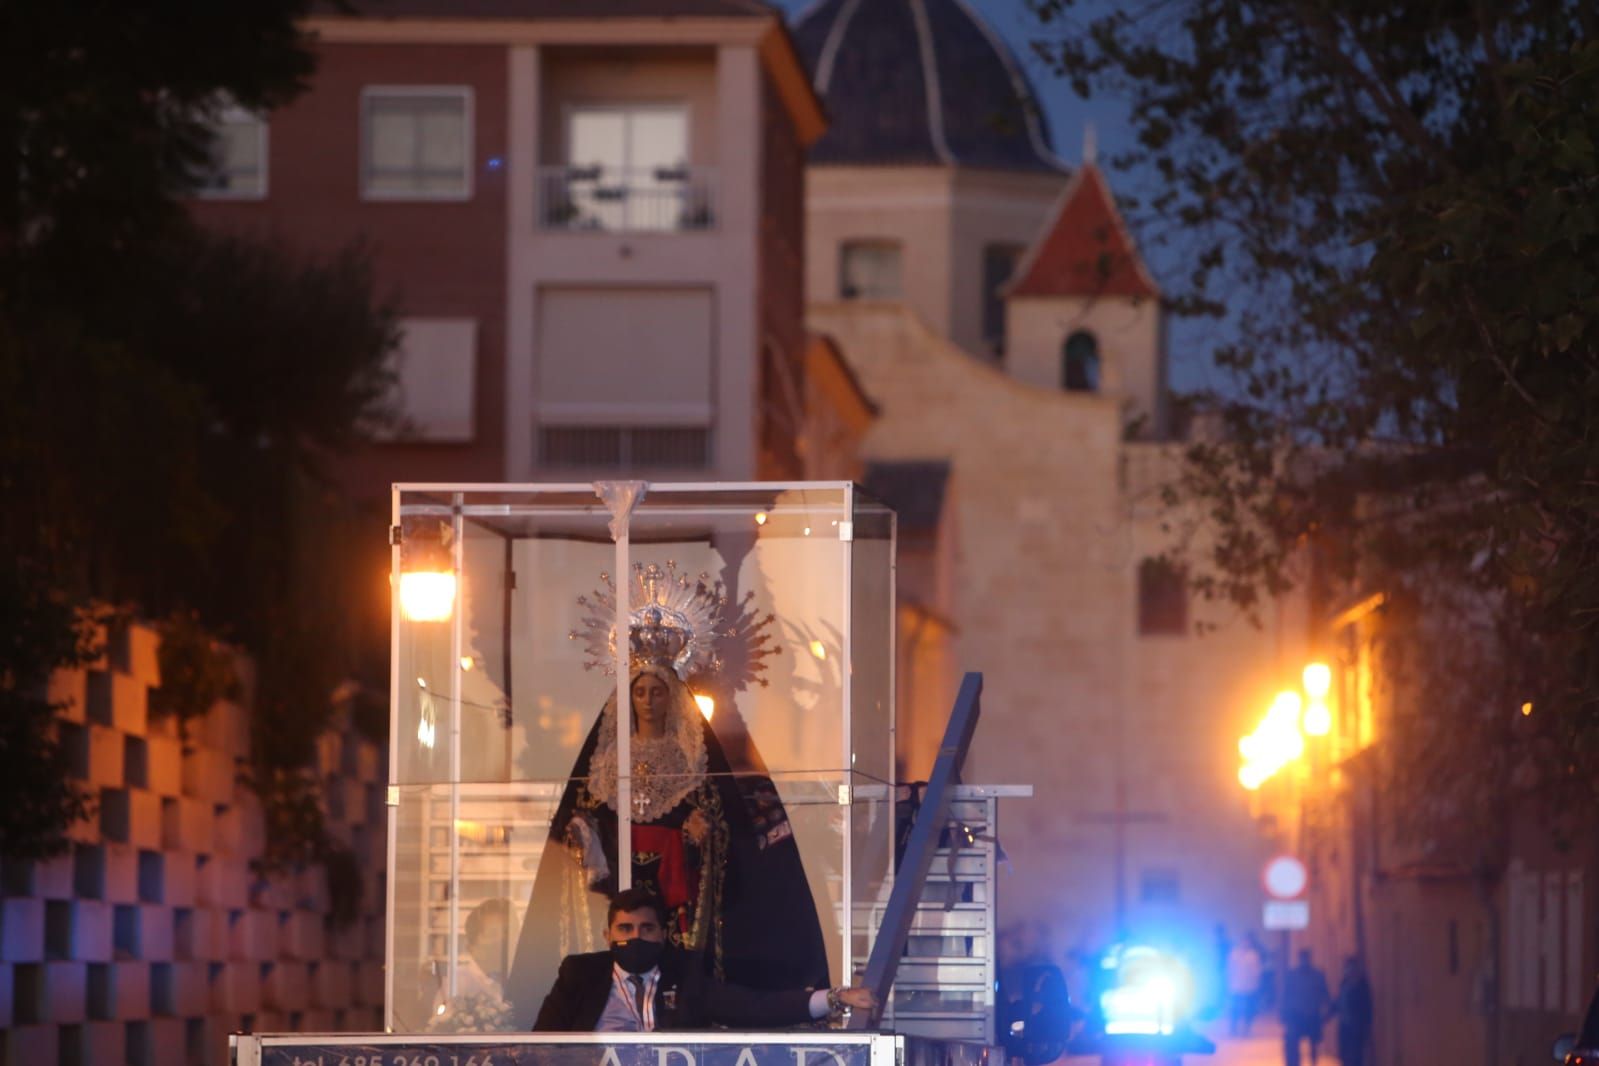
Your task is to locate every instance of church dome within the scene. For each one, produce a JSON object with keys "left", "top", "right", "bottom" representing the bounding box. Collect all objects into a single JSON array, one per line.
[{"left": 792, "top": 0, "right": 1065, "bottom": 172}]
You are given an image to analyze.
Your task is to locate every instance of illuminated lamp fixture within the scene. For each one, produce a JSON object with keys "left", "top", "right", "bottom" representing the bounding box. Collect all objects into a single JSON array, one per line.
[
  {"left": 1269, "top": 690, "right": 1304, "bottom": 725},
  {"left": 1303, "top": 699, "right": 1332, "bottom": 737},
  {"left": 694, "top": 693, "right": 715, "bottom": 721},
  {"left": 1238, "top": 687, "right": 1312, "bottom": 790},
  {"left": 1302, "top": 661, "right": 1332, "bottom": 700},
  {"left": 398, "top": 519, "right": 456, "bottom": 622}
]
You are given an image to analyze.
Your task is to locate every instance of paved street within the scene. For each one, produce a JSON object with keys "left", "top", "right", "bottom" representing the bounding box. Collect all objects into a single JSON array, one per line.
[
  {"left": 1062, "top": 1021, "right": 1301, "bottom": 1066},
  {"left": 1204, "top": 1021, "right": 1287, "bottom": 1066}
]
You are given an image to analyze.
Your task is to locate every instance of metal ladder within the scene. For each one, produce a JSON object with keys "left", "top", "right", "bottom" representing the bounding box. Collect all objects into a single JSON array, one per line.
[
  {"left": 849, "top": 674, "right": 1032, "bottom": 1046},
  {"left": 878, "top": 784, "right": 1030, "bottom": 1044}
]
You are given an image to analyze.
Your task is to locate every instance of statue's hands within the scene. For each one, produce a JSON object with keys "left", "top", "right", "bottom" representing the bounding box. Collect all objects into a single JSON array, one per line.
[{"left": 683, "top": 809, "right": 710, "bottom": 846}]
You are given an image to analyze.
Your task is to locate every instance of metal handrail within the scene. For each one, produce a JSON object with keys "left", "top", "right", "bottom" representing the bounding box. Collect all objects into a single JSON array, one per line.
[{"left": 536, "top": 165, "right": 717, "bottom": 233}]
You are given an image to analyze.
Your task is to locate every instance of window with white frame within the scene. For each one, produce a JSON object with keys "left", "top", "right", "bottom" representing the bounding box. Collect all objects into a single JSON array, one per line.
[
  {"left": 362, "top": 89, "right": 472, "bottom": 200},
  {"left": 195, "top": 105, "right": 268, "bottom": 199},
  {"left": 840, "top": 241, "right": 903, "bottom": 301},
  {"left": 557, "top": 105, "right": 691, "bottom": 231},
  {"left": 377, "top": 317, "right": 477, "bottom": 442}
]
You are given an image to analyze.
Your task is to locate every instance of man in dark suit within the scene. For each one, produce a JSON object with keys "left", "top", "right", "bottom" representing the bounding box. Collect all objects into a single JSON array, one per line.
[{"left": 535, "top": 887, "right": 876, "bottom": 1032}]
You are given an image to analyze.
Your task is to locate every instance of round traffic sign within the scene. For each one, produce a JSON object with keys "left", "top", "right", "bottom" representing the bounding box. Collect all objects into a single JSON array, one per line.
[{"left": 1262, "top": 855, "right": 1308, "bottom": 900}]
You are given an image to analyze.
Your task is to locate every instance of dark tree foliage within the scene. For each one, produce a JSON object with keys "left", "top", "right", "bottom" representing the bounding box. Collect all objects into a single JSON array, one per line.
[
  {"left": 0, "top": 0, "right": 395, "bottom": 888},
  {"left": 0, "top": 565, "right": 97, "bottom": 859},
  {"left": 1029, "top": 1, "right": 1599, "bottom": 848},
  {"left": 1, "top": 0, "right": 314, "bottom": 265}
]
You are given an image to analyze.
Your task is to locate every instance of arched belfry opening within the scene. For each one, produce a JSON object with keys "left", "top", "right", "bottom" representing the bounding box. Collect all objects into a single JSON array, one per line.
[{"left": 1062, "top": 330, "right": 1100, "bottom": 392}]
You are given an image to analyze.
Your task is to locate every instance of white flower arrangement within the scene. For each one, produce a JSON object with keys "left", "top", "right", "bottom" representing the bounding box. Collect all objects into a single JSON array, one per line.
[{"left": 428, "top": 992, "right": 517, "bottom": 1033}]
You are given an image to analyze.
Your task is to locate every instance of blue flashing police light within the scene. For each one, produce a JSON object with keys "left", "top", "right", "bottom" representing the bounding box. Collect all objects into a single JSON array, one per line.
[{"left": 1098, "top": 944, "right": 1194, "bottom": 1037}]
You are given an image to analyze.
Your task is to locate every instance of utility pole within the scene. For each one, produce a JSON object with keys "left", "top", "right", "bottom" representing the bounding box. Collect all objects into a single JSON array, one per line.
[{"left": 1078, "top": 760, "right": 1165, "bottom": 937}]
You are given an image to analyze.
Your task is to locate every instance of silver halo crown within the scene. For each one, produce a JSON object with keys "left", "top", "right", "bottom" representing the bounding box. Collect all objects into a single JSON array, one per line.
[{"left": 571, "top": 561, "right": 775, "bottom": 690}]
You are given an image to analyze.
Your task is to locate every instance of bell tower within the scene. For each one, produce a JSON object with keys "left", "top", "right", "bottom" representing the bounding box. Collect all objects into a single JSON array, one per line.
[{"left": 1002, "top": 162, "right": 1167, "bottom": 436}]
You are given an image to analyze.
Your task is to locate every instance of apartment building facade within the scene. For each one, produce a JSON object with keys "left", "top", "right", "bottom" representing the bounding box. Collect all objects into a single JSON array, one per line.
[{"left": 190, "top": 0, "right": 826, "bottom": 497}]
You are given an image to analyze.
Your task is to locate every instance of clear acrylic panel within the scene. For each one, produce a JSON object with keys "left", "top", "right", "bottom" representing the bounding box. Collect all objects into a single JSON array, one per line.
[
  {"left": 388, "top": 782, "right": 572, "bottom": 1033},
  {"left": 849, "top": 488, "right": 897, "bottom": 977},
  {"left": 850, "top": 489, "right": 896, "bottom": 786},
  {"left": 849, "top": 781, "right": 897, "bottom": 971},
  {"left": 388, "top": 483, "right": 895, "bottom": 1032}
]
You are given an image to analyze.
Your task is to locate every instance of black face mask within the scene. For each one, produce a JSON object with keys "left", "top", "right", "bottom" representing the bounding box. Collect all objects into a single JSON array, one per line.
[{"left": 611, "top": 937, "right": 665, "bottom": 975}]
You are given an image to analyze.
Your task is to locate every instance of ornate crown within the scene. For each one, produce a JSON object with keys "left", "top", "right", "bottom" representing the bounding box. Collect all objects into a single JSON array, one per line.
[
  {"left": 571, "top": 561, "right": 775, "bottom": 690},
  {"left": 629, "top": 605, "right": 690, "bottom": 670}
]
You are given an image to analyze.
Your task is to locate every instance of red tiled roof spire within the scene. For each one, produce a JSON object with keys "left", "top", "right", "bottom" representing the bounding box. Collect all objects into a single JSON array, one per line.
[{"left": 1007, "top": 162, "right": 1159, "bottom": 300}]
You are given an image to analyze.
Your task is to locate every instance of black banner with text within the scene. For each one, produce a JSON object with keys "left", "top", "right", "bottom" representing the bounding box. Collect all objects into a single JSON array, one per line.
[{"left": 257, "top": 1041, "right": 874, "bottom": 1066}]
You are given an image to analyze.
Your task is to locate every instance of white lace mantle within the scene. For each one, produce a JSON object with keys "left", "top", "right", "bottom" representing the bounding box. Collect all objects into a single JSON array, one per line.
[{"left": 586, "top": 680, "right": 707, "bottom": 822}]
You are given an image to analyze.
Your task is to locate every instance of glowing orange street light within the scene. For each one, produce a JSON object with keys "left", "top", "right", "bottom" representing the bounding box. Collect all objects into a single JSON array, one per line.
[
  {"left": 1238, "top": 663, "right": 1337, "bottom": 792},
  {"left": 1303, "top": 700, "right": 1332, "bottom": 736},
  {"left": 1302, "top": 661, "right": 1332, "bottom": 700}
]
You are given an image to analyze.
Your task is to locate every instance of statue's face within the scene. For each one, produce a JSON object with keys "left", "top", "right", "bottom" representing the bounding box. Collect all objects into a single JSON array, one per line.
[{"left": 631, "top": 673, "right": 671, "bottom": 738}]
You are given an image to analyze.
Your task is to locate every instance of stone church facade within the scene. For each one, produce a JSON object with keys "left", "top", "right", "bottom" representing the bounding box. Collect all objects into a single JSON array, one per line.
[{"left": 795, "top": 0, "right": 1311, "bottom": 966}]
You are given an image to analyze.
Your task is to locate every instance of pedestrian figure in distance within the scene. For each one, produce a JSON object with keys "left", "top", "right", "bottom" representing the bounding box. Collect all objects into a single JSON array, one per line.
[
  {"left": 1226, "top": 935, "right": 1263, "bottom": 1036},
  {"left": 1333, "top": 956, "right": 1373, "bottom": 1066},
  {"left": 1211, "top": 924, "right": 1232, "bottom": 1019},
  {"left": 1280, "top": 949, "right": 1331, "bottom": 1066}
]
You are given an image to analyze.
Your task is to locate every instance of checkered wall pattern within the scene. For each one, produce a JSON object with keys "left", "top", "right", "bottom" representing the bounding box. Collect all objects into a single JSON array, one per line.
[{"left": 0, "top": 623, "right": 388, "bottom": 1066}]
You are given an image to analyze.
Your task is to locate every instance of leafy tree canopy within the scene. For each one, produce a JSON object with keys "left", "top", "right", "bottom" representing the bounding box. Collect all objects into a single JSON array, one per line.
[
  {"left": 1028, "top": 0, "right": 1599, "bottom": 837},
  {"left": 0, "top": 0, "right": 395, "bottom": 871}
]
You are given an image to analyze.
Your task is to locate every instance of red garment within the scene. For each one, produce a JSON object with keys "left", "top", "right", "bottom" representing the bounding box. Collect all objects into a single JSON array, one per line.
[{"left": 633, "top": 824, "right": 697, "bottom": 932}]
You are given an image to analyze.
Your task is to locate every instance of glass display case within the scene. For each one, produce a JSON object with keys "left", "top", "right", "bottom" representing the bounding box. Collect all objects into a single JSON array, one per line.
[{"left": 386, "top": 482, "right": 896, "bottom": 1032}]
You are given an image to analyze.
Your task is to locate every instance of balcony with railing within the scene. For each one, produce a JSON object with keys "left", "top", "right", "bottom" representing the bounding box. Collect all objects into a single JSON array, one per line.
[
  {"left": 537, "top": 166, "right": 717, "bottom": 233},
  {"left": 536, "top": 423, "right": 710, "bottom": 471}
]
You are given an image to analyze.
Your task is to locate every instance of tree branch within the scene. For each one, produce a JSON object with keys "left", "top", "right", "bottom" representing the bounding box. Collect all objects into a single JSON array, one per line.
[
  {"left": 1294, "top": 4, "right": 1458, "bottom": 176},
  {"left": 1461, "top": 290, "right": 1549, "bottom": 423},
  {"left": 1473, "top": 0, "right": 1508, "bottom": 108}
]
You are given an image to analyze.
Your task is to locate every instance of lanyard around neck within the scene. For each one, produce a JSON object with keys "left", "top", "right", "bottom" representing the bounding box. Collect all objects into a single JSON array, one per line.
[{"left": 612, "top": 966, "right": 656, "bottom": 1031}]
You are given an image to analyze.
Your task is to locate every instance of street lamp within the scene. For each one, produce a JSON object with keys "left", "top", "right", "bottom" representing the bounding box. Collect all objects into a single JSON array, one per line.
[
  {"left": 1237, "top": 663, "right": 1336, "bottom": 790},
  {"left": 1302, "top": 662, "right": 1331, "bottom": 699},
  {"left": 1303, "top": 700, "right": 1332, "bottom": 737},
  {"left": 1301, "top": 661, "right": 1332, "bottom": 736}
]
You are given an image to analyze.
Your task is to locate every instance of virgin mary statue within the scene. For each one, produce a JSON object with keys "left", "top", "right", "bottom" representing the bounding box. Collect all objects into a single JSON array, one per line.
[{"left": 505, "top": 564, "right": 829, "bottom": 1025}]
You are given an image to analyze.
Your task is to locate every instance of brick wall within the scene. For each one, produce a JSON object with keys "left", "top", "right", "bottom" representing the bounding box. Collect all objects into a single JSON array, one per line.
[{"left": 1, "top": 623, "right": 387, "bottom": 1066}]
